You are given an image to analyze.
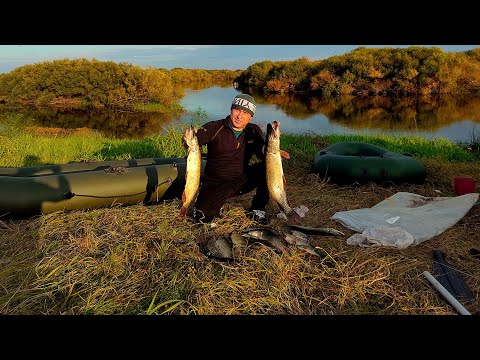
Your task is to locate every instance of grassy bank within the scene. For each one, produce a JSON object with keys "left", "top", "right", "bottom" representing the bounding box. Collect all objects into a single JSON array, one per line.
[
  {"left": 0, "top": 127, "right": 479, "bottom": 315},
  {"left": 1, "top": 124, "right": 479, "bottom": 168}
]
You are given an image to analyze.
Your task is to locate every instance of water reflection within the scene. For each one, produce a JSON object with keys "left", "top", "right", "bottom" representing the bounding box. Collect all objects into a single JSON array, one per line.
[
  {"left": 309, "top": 94, "right": 480, "bottom": 131},
  {"left": 242, "top": 87, "right": 480, "bottom": 141},
  {"left": 2, "top": 85, "right": 480, "bottom": 142},
  {"left": 0, "top": 107, "right": 178, "bottom": 139},
  {"left": 249, "top": 89, "right": 480, "bottom": 129}
]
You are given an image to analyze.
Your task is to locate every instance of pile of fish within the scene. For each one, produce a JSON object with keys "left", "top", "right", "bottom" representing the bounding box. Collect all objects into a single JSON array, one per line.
[{"left": 200, "top": 224, "right": 345, "bottom": 261}]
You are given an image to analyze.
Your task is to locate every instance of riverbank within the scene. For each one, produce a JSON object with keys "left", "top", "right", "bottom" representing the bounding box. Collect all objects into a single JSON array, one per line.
[
  {"left": 1, "top": 124, "right": 479, "bottom": 168},
  {"left": 0, "top": 129, "right": 479, "bottom": 315}
]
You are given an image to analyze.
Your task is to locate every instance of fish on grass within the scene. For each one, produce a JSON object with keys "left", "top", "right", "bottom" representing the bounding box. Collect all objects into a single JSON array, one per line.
[
  {"left": 241, "top": 226, "right": 320, "bottom": 257},
  {"left": 287, "top": 224, "right": 345, "bottom": 236},
  {"left": 283, "top": 230, "right": 321, "bottom": 257},
  {"left": 199, "top": 236, "right": 233, "bottom": 261},
  {"left": 265, "top": 121, "right": 300, "bottom": 224},
  {"left": 242, "top": 226, "right": 290, "bottom": 254},
  {"left": 178, "top": 125, "right": 201, "bottom": 219},
  {"left": 230, "top": 231, "right": 248, "bottom": 247}
]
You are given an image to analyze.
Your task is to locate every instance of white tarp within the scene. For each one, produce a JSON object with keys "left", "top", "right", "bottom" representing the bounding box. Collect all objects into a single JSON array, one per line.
[{"left": 331, "top": 192, "right": 479, "bottom": 249}]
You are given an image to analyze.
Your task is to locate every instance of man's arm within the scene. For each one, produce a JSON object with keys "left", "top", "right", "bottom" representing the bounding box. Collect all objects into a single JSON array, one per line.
[{"left": 194, "top": 120, "right": 224, "bottom": 147}]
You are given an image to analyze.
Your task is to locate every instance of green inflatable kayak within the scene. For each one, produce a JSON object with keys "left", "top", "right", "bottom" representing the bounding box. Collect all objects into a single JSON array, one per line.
[
  {"left": 313, "top": 142, "right": 426, "bottom": 184},
  {"left": 0, "top": 157, "right": 188, "bottom": 177},
  {"left": 0, "top": 157, "right": 206, "bottom": 218}
]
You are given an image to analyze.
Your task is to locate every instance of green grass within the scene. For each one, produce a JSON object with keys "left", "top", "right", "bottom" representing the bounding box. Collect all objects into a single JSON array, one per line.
[
  {"left": 0, "top": 125, "right": 188, "bottom": 167},
  {"left": 132, "top": 102, "right": 184, "bottom": 115},
  {"left": 281, "top": 133, "right": 479, "bottom": 164},
  {"left": 1, "top": 125, "right": 478, "bottom": 168}
]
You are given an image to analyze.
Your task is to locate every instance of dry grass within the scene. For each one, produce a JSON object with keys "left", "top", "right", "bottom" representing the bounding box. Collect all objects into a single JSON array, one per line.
[{"left": 0, "top": 158, "right": 479, "bottom": 315}]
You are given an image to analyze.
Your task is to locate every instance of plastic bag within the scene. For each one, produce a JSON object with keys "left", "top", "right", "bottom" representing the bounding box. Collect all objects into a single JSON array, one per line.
[
  {"left": 332, "top": 192, "right": 479, "bottom": 248},
  {"left": 346, "top": 226, "right": 415, "bottom": 249},
  {"left": 277, "top": 205, "right": 309, "bottom": 220}
]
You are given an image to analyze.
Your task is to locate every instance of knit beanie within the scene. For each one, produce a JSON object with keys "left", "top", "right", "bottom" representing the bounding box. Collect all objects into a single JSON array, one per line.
[{"left": 231, "top": 94, "right": 256, "bottom": 117}]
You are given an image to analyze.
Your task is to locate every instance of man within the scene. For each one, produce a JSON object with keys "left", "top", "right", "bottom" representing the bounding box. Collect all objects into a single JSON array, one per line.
[{"left": 183, "top": 94, "right": 271, "bottom": 224}]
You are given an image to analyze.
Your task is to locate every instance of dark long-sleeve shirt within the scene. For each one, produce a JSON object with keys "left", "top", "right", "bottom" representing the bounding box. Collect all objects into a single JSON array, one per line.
[{"left": 192, "top": 116, "right": 266, "bottom": 180}]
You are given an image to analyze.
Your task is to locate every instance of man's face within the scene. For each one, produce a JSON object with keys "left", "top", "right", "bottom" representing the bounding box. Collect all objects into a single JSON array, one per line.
[{"left": 230, "top": 108, "right": 252, "bottom": 130}]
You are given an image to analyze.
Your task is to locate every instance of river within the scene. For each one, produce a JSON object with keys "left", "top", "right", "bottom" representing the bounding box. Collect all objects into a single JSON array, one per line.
[
  {"left": 1, "top": 84, "right": 479, "bottom": 143},
  {"left": 178, "top": 86, "right": 480, "bottom": 144}
]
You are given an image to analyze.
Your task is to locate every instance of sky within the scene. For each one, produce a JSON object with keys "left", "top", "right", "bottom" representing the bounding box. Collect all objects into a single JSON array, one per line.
[{"left": 0, "top": 45, "right": 477, "bottom": 74}]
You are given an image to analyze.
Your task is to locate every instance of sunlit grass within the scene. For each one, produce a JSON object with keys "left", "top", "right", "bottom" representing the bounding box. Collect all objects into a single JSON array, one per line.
[
  {"left": 0, "top": 126, "right": 188, "bottom": 167},
  {"left": 1, "top": 198, "right": 478, "bottom": 315},
  {"left": 132, "top": 102, "right": 184, "bottom": 115},
  {"left": 281, "top": 133, "right": 479, "bottom": 165},
  {"left": 1, "top": 125, "right": 478, "bottom": 168}
]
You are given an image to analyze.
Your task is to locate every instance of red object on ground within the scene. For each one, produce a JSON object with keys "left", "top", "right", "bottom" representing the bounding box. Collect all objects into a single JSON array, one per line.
[{"left": 454, "top": 176, "right": 477, "bottom": 195}]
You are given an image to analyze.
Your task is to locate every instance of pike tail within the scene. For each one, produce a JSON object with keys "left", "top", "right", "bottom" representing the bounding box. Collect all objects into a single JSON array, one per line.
[{"left": 285, "top": 209, "right": 301, "bottom": 224}]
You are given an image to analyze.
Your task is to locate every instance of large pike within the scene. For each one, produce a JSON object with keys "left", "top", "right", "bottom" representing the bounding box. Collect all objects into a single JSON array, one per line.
[
  {"left": 178, "top": 125, "right": 201, "bottom": 219},
  {"left": 265, "top": 121, "right": 300, "bottom": 223}
]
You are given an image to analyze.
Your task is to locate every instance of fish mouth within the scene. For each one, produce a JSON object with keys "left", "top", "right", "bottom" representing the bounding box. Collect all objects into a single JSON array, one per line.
[
  {"left": 267, "top": 121, "right": 279, "bottom": 140},
  {"left": 267, "top": 122, "right": 273, "bottom": 135},
  {"left": 267, "top": 121, "right": 278, "bottom": 131}
]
